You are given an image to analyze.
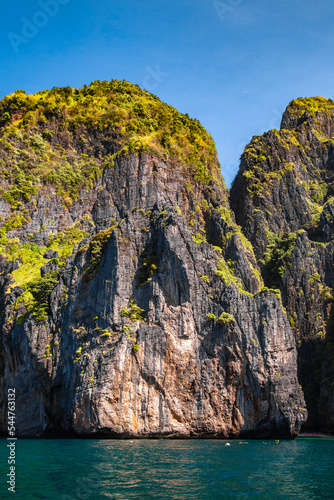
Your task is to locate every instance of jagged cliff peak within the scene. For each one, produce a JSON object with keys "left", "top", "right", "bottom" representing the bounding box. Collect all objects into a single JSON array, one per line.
[
  {"left": 231, "top": 95, "right": 334, "bottom": 251},
  {"left": 281, "top": 96, "right": 334, "bottom": 140}
]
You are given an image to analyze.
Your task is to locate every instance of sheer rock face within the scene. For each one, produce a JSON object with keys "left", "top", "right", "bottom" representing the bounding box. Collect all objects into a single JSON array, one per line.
[
  {"left": 0, "top": 151, "right": 306, "bottom": 438},
  {"left": 230, "top": 97, "right": 334, "bottom": 433}
]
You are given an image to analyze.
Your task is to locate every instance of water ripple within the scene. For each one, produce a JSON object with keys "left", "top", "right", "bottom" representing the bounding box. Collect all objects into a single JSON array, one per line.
[{"left": 0, "top": 439, "right": 333, "bottom": 499}]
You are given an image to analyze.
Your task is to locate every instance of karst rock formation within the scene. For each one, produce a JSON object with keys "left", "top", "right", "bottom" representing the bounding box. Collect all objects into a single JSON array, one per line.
[{"left": 1, "top": 82, "right": 332, "bottom": 438}]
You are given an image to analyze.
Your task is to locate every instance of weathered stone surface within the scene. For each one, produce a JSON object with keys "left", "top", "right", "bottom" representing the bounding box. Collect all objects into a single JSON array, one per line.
[
  {"left": 0, "top": 84, "right": 309, "bottom": 438},
  {"left": 0, "top": 152, "right": 305, "bottom": 438}
]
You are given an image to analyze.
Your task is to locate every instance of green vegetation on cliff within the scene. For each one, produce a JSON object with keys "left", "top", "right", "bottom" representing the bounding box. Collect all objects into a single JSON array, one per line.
[
  {"left": 287, "top": 97, "right": 334, "bottom": 117},
  {"left": 262, "top": 230, "right": 305, "bottom": 284},
  {"left": 0, "top": 80, "right": 221, "bottom": 199}
]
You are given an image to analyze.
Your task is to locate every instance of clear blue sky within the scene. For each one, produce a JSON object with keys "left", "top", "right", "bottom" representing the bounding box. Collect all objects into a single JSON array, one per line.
[{"left": 1, "top": 0, "right": 334, "bottom": 186}]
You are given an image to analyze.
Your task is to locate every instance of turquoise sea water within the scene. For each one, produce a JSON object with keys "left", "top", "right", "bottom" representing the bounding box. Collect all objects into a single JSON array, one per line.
[{"left": 0, "top": 438, "right": 333, "bottom": 499}]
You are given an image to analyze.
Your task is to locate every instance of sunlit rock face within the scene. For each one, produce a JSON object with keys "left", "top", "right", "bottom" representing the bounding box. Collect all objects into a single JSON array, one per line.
[{"left": 0, "top": 83, "right": 307, "bottom": 438}]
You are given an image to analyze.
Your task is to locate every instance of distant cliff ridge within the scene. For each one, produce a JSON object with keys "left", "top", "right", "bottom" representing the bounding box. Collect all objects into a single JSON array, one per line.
[
  {"left": 3, "top": 82, "right": 332, "bottom": 438},
  {"left": 231, "top": 96, "right": 334, "bottom": 433}
]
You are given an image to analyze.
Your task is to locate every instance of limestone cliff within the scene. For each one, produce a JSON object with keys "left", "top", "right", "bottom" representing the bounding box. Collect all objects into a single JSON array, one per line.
[
  {"left": 0, "top": 81, "right": 306, "bottom": 438},
  {"left": 231, "top": 97, "right": 334, "bottom": 433}
]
